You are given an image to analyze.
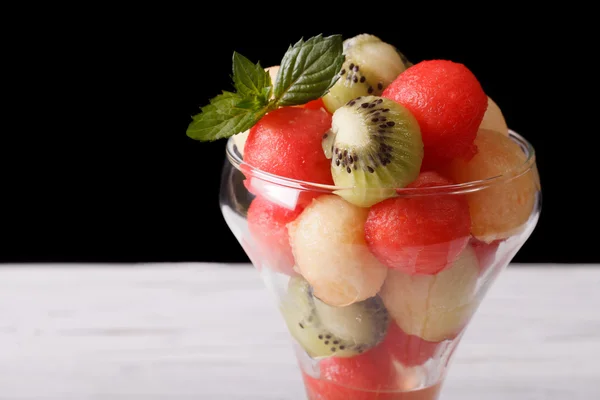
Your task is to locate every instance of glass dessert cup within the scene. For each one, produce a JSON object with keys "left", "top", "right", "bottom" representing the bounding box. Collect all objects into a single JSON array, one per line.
[{"left": 219, "top": 130, "right": 541, "bottom": 400}]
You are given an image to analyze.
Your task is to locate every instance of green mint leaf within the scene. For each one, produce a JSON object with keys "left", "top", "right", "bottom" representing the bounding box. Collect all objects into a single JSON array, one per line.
[
  {"left": 186, "top": 92, "right": 271, "bottom": 141},
  {"left": 187, "top": 52, "right": 276, "bottom": 142},
  {"left": 233, "top": 52, "right": 272, "bottom": 103},
  {"left": 261, "top": 86, "right": 272, "bottom": 102},
  {"left": 236, "top": 97, "right": 263, "bottom": 110},
  {"left": 204, "top": 91, "right": 239, "bottom": 113},
  {"left": 273, "top": 34, "right": 344, "bottom": 107},
  {"left": 186, "top": 35, "right": 343, "bottom": 142}
]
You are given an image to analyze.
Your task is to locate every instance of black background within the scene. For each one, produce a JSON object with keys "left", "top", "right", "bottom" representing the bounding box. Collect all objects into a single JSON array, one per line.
[{"left": 2, "top": 7, "right": 595, "bottom": 264}]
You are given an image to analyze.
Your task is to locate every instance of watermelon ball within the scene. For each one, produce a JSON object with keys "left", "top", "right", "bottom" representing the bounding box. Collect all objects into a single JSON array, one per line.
[
  {"left": 244, "top": 107, "right": 333, "bottom": 185},
  {"left": 303, "top": 353, "right": 443, "bottom": 399},
  {"left": 303, "top": 323, "right": 441, "bottom": 398},
  {"left": 246, "top": 195, "right": 304, "bottom": 275},
  {"left": 365, "top": 171, "right": 471, "bottom": 275},
  {"left": 315, "top": 345, "right": 398, "bottom": 392},
  {"left": 382, "top": 60, "right": 488, "bottom": 169},
  {"left": 302, "top": 374, "right": 442, "bottom": 399},
  {"left": 302, "top": 342, "right": 399, "bottom": 399}
]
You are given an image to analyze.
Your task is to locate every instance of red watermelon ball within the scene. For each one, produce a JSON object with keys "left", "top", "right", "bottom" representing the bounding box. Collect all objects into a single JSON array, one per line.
[
  {"left": 302, "top": 341, "right": 398, "bottom": 399},
  {"left": 244, "top": 107, "right": 333, "bottom": 184},
  {"left": 302, "top": 340, "right": 443, "bottom": 398},
  {"left": 246, "top": 195, "right": 304, "bottom": 275},
  {"left": 382, "top": 60, "right": 488, "bottom": 168},
  {"left": 364, "top": 171, "right": 471, "bottom": 275},
  {"left": 302, "top": 372, "right": 441, "bottom": 399}
]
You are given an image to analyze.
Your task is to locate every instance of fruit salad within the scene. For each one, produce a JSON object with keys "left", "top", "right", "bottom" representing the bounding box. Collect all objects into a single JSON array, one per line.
[{"left": 188, "top": 33, "right": 540, "bottom": 400}]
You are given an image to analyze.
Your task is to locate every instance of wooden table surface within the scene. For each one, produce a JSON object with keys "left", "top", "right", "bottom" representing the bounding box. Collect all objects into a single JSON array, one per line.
[{"left": 0, "top": 263, "right": 598, "bottom": 400}]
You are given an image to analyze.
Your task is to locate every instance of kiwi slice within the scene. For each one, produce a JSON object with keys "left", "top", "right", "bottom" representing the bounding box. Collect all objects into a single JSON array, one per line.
[
  {"left": 313, "top": 295, "right": 389, "bottom": 347},
  {"left": 322, "top": 130, "right": 336, "bottom": 159},
  {"left": 325, "top": 96, "right": 423, "bottom": 207},
  {"left": 323, "top": 34, "right": 409, "bottom": 113},
  {"left": 322, "top": 59, "right": 373, "bottom": 114},
  {"left": 281, "top": 276, "right": 389, "bottom": 359}
]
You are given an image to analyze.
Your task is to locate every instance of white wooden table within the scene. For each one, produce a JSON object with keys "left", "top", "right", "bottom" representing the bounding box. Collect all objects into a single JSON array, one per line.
[{"left": 0, "top": 264, "right": 598, "bottom": 400}]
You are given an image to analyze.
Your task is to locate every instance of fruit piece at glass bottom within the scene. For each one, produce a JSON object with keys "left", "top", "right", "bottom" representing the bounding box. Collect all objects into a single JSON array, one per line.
[
  {"left": 441, "top": 128, "right": 537, "bottom": 242},
  {"left": 312, "top": 337, "right": 397, "bottom": 392},
  {"left": 479, "top": 96, "right": 509, "bottom": 136},
  {"left": 365, "top": 171, "right": 471, "bottom": 275},
  {"left": 232, "top": 65, "right": 280, "bottom": 156},
  {"left": 244, "top": 107, "right": 334, "bottom": 185},
  {"left": 380, "top": 245, "right": 480, "bottom": 342},
  {"left": 382, "top": 60, "right": 487, "bottom": 169},
  {"left": 303, "top": 372, "right": 442, "bottom": 400},
  {"left": 305, "top": 322, "right": 442, "bottom": 394},
  {"left": 288, "top": 195, "right": 388, "bottom": 306},
  {"left": 247, "top": 196, "right": 304, "bottom": 275}
]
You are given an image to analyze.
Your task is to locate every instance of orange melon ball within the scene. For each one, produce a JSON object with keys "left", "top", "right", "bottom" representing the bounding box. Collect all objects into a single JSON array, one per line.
[{"left": 442, "top": 128, "right": 538, "bottom": 242}]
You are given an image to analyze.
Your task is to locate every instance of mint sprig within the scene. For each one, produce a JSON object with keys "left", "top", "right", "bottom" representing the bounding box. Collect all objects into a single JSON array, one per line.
[
  {"left": 232, "top": 52, "right": 272, "bottom": 103},
  {"left": 274, "top": 35, "right": 344, "bottom": 106},
  {"left": 186, "top": 34, "right": 344, "bottom": 142},
  {"left": 187, "top": 92, "right": 270, "bottom": 142}
]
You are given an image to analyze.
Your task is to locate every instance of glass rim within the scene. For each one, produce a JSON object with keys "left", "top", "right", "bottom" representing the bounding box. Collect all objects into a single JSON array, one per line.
[{"left": 225, "top": 129, "right": 537, "bottom": 196}]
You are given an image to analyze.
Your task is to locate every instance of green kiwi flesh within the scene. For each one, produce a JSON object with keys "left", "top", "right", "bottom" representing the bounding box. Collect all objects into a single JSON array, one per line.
[
  {"left": 326, "top": 96, "right": 424, "bottom": 207},
  {"left": 322, "top": 59, "right": 372, "bottom": 114},
  {"left": 281, "top": 276, "right": 389, "bottom": 359},
  {"left": 323, "top": 34, "right": 409, "bottom": 113}
]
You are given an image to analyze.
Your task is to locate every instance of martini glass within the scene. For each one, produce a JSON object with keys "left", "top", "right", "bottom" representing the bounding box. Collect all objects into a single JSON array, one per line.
[{"left": 219, "top": 130, "right": 541, "bottom": 399}]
